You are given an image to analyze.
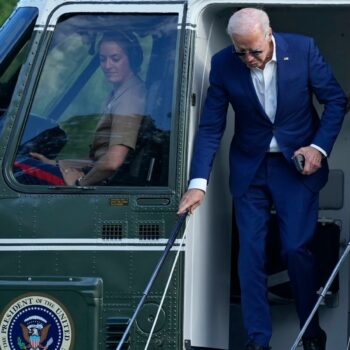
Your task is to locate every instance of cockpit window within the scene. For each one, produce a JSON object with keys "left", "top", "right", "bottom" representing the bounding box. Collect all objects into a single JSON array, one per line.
[
  {"left": 13, "top": 13, "right": 179, "bottom": 188},
  {"left": 0, "top": 7, "right": 38, "bottom": 133}
]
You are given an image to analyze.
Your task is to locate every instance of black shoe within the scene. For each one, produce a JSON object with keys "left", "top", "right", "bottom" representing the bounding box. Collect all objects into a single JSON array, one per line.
[
  {"left": 245, "top": 342, "right": 270, "bottom": 350},
  {"left": 302, "top": 329, "right": 327, "bottom": 350}
]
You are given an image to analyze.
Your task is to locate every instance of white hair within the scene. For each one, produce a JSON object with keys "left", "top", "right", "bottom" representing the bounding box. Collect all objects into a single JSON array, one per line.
[{"left": 226, "top": 8, "right": 270, "bottom": 37}]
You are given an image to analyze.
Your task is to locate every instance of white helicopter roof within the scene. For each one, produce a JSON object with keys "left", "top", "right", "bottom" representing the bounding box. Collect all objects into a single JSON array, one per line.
[{"left": 15, "top": 0, "right": 350, "bottom": 28}]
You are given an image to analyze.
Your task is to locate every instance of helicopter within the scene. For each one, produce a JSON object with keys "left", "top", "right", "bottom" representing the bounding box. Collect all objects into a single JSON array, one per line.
[{"left": 0, "top": 0, "right": 349, "bottom": 349}]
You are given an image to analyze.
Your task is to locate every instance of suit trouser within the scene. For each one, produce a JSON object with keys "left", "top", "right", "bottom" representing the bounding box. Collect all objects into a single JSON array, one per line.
[{"left": 233, "top": 153, "right": 321, "bottom": 347}]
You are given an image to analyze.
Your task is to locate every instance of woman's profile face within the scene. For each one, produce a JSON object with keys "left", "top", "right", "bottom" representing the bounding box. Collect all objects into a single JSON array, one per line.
[{"left": 99, "top": 41, "right": 133, "bottom": 84}]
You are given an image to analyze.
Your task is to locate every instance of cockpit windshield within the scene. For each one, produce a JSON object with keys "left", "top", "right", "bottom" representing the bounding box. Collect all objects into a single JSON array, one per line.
[{"left": 13, "top": 13, "right": 180, "bottom": 188}]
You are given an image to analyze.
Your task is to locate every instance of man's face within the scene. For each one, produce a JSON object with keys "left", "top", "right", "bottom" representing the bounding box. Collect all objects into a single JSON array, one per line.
[{"left": 232, "top": 26, "right": 273, "bottom": 69}]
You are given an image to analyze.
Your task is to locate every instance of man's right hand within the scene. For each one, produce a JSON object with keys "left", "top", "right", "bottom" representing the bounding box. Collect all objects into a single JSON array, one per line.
[{"left": 177, "top": 188, "right": 205, "bottom": 214}]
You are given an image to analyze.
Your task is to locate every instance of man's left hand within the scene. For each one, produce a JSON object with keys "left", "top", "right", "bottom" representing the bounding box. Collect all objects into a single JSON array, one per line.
[{"left": 294, "top": 146, "right": 323, "bottom": 175}]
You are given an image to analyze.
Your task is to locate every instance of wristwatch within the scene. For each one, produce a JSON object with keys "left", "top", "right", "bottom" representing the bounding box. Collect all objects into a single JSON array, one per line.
[{"left": 75, "top": 176, "right": 84, "bottom": 186}]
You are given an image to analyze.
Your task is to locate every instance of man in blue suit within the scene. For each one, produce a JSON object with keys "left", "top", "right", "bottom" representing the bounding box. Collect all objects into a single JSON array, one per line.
[{"left": 178, "top": 7, "right": 347, "bottom": 350}]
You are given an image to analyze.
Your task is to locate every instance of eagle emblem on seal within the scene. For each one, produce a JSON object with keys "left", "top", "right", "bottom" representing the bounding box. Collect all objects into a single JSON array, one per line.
[{"left": 20, "top": 323, "right": 52, "bottom": 349}]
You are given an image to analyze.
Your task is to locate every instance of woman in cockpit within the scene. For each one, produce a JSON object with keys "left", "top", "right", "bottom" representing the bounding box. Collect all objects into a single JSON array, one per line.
[{"left": 14, "top": 32, "right": 146, "bottom": 186}]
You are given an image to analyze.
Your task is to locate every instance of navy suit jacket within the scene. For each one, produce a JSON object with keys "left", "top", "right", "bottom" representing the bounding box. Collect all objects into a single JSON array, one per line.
[{"left": 190, "top": 32, "right": 347, "bottom": 197}]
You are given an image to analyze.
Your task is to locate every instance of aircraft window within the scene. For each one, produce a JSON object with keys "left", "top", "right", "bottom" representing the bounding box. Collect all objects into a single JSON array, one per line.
[
  {"left": 13, "top": 13, "right": 179, "bottom": 188},
  {"left": 0, "top": 7, "right": 38, "bottom": 132}
]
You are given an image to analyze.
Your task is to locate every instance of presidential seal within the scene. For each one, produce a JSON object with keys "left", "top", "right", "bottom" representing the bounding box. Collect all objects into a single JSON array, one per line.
[{"left": 0, "top": 294, "right": 73, "bottom": 350}]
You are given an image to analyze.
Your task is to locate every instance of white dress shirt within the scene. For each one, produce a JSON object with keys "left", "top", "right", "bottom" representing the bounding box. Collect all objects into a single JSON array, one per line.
[{"left": 251, "top": 36, "right": 278, "bottom": 152}]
